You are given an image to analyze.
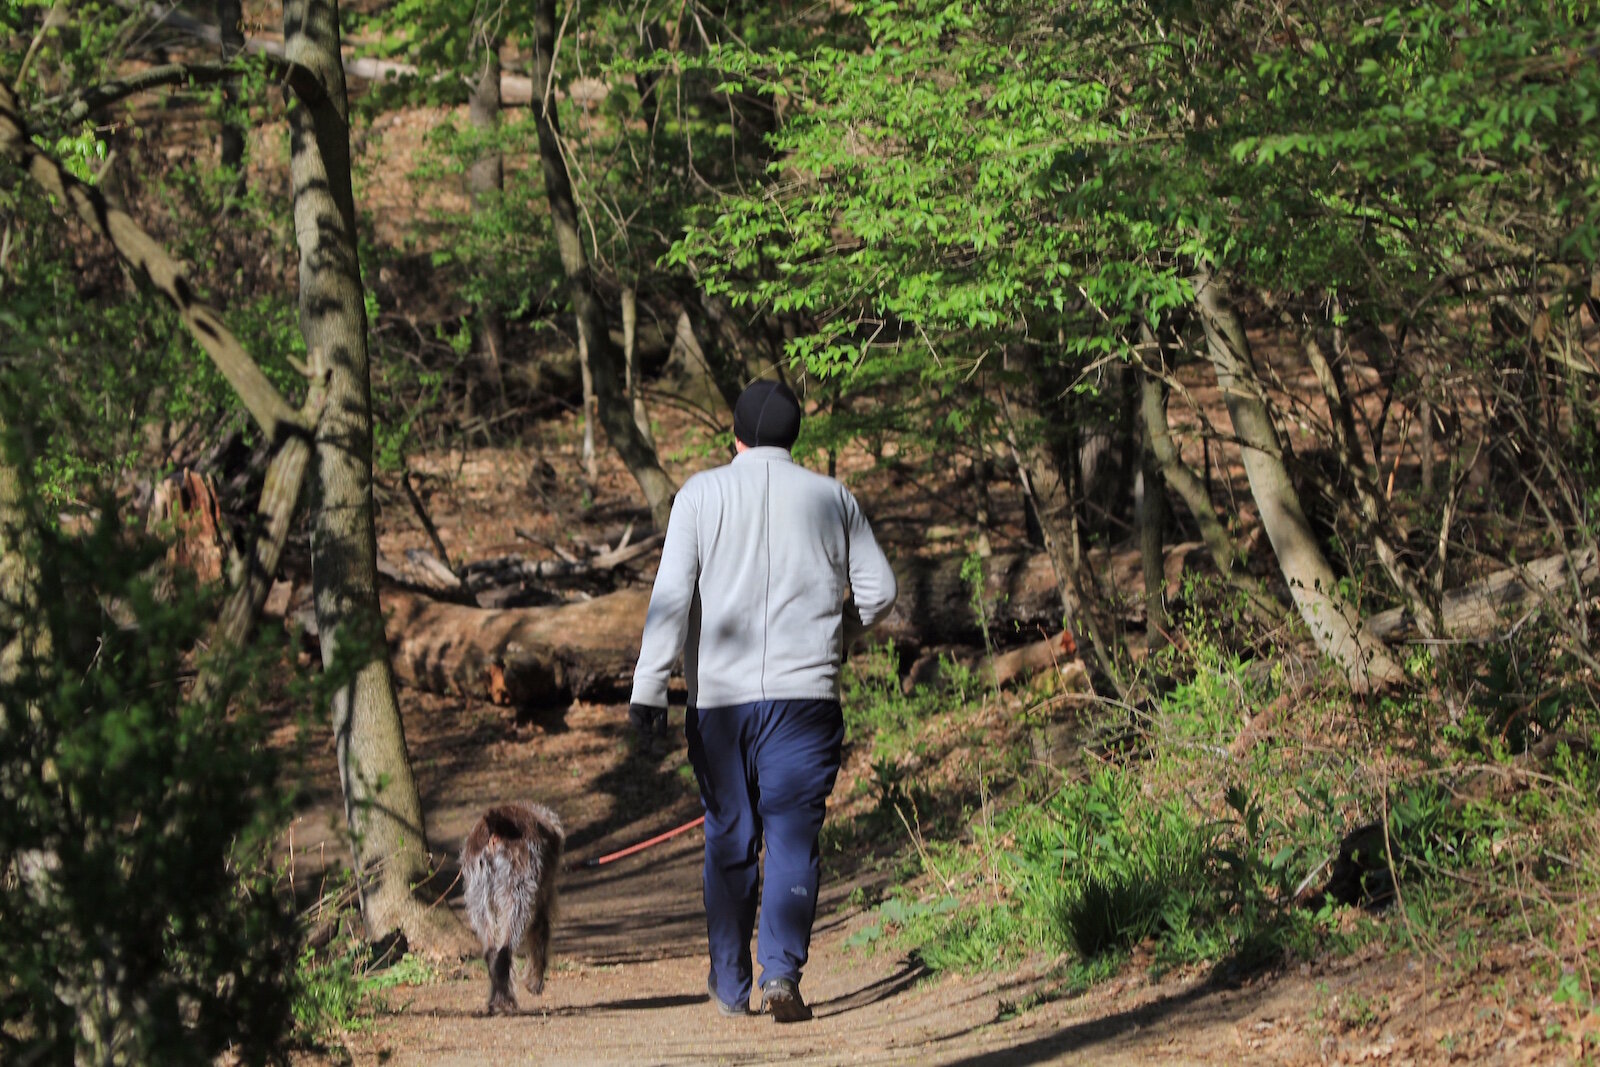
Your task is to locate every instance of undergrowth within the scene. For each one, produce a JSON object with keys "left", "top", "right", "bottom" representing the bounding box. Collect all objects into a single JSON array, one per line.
[
  {"left": 839, "top": 610, "right": 1600, "bottom": 1020},
  {"left": 289, "top": 866, "right": 439, "bottom": 1049}
]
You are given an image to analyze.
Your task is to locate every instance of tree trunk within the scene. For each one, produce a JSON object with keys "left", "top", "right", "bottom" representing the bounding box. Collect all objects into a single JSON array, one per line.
[
  {"left": 1269, "top": 299, "right": 1439, "bottom": 638},
  {"left": 1192, "top": 269, "right": 1404, "bottom": 691},
  {"left": 664, "top": 307, "right": 730, "bottom": 411},
  {"left": 466, "top": 35, "right": 507, "bottom": 411},
  {"left": 622, "top": 286, "right": 656, "bottom": 447},
  {"left": 1137, "top": 376, "right": 1168, "bottom": 654},
  {"left": 578, "top": 324, "right": 599, "bottom": 483},
  {"left": 999, "top": 346, "right": 1127, "bottom": 693},
  {"left": 194, "top": 393, "right": 324, "bottom": 706},
  {"left": 1136, "top": 323, "right": 1281, "bottom": 621},
  {"left": 531, "top": 0, "right": 674, "bottom": 529},
  {"left": 284, "top": 0, "right": 465, "bottom": 953},
  {"left": 216, "top": 0, "right": 245, "bottom": 196}
]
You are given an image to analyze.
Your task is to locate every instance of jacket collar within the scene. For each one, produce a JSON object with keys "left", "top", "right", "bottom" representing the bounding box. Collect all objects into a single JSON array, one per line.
[{"left": 732, "top": 446, "right": 796, "bottom": 465}]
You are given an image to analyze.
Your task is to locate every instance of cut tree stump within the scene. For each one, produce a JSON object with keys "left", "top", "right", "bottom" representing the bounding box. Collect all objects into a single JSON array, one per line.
[{"left": 147, "top": 469, "right": 233, "bottom": 584}]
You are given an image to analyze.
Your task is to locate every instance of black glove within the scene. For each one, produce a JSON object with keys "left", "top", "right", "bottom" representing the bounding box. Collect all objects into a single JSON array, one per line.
[{"left": 628, "top": 703, "right": 668, "bottom": 738}]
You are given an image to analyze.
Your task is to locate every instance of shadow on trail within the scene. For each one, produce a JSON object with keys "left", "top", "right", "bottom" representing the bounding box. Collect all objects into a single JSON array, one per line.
[
  {"left": 400, "top": 992, "right": 709, "bottom": 1020},
  {"left": 812, "top": 956, "right": 931, "bottom": 1018},
  {"left": 562, "top": 706, "right": 702, "bottom": 857},
  {"left": 929, "top": 967, "right": 1262, "bottom": 1066}
]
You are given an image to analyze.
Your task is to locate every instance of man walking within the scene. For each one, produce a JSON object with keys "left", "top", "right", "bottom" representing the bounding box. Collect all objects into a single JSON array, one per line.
[{"left": 628, "top": 380, "right": 898, "bottom": 1022}]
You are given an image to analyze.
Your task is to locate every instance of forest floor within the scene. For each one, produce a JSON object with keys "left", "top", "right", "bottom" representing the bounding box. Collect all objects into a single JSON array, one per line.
[
  {"left": 282, "top": 692, "right": 1578, "bottom": 1067},
  {"left": 274, "top": 406, "right": 1580, "bottom": 1066}
]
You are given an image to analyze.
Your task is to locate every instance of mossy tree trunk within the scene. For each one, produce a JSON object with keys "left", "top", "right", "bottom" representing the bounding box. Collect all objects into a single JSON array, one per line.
[{"left": 284, "top": 0, "right": 465, "bottom": 952}]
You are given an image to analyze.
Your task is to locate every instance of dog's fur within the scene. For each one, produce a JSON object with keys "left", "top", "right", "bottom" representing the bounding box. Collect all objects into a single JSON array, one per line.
[{"left": 460, "top": 802, "right": 565, "bottom": 1014}]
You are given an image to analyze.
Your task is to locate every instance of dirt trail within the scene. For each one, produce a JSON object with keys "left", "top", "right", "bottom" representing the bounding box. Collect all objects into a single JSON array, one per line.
[{"left": 283, "top": 697, "right": 1536, "bottom": 1067}]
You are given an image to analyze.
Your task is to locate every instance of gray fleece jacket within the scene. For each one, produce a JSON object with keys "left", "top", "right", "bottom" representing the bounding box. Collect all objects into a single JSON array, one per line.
[{"left": 629, "top": 447, "right": 898, "bottom": 709}]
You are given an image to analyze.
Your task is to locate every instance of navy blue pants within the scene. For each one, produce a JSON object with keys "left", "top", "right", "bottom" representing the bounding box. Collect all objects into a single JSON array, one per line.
[{"left": 687, "top": 699, "right": 844, "bottom": 1008}]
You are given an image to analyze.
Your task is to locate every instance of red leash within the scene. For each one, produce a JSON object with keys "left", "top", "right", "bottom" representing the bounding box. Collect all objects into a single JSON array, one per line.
[{"left": 570, "top": 815, "right": 706, "bottom": 871}]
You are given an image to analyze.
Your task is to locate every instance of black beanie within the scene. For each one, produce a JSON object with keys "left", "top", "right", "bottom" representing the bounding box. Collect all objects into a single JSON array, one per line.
[{"left": 733, "top": 380, "right": 802, "bottom": 449}]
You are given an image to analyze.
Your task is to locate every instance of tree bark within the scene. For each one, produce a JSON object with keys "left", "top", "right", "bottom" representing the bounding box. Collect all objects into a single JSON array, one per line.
[
  {"left": 216, "top": 0, "right": 245, "bottom": 196},
  {"left": 1136, "top": 323, "right": 1281, "bottom": 621},
  {"left": 531, "top": 0, "right": 674, "bottom": 529},
  {"left": 578, "top": 324, "right": 599, "bottom": 483},
  {"left": 622, "top": 286, "right": 656, "bottom": 448},
  {"left": 1192, "top": 269, "right": 1404, "bottom": 691},
  {"left": 284, "top": 0, "right": 465, "bottom": 953},
  {"left": 466, "top": 34, "right": 507, "bottom": 410},
  {"left": 999, "top": 346, "right": 1128, "bottom": 693}
]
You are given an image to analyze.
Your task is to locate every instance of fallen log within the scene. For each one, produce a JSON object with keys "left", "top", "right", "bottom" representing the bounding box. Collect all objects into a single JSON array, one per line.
[
  {"left": 384, "top": 587, "right": 649, "bottom": 706},
  {"left": 125, "top": 2, "right": 539, "bottom": 104},
  {"left": 380, "top": 543, "right": 1214, "bottom": 705},
  {"left": 991, "top": 631, "right": 1092, "bottom": 691},
  {"left": 1366, "top": 547, "right": 1598, "bottom": 642},
  {"left": 876, "top": 541, "right": 1210, "bottom": 651}
]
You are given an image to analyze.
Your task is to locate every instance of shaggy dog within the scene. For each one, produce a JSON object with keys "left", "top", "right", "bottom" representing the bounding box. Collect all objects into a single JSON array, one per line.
[{"left": 460, "top": 802, "right": 565, "bottom": 1014}]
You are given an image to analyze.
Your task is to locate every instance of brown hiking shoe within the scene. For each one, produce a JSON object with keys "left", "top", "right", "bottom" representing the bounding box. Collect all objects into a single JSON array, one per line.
[{"left": 760, "top": 978, "right": 813, "bottom": 1023}]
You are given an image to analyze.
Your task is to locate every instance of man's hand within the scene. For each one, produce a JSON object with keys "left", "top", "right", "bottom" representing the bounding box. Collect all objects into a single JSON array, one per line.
[{"left": 628, "top": 702, "right": 668, "bottom": 739}]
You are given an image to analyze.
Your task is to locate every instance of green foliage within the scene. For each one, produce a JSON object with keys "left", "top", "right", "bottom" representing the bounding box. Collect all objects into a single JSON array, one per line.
[
  {"left": 675, "top": 0, "right": 1600, "bottom": 616},
  {"left": 849, "top": 606, "right": 1600, "bottom": 999},
  {"left": 4, "top": 17, "right": 310, "bottom": 506},
  {"left": 843, "top": 642, "right": 982, "bottom": 768},
  {"left": 290, "top": 872, "right": 437, "bottom": 1043},
  {"left": 0, "top": 459, "right": 297, "bottom": 1062}
]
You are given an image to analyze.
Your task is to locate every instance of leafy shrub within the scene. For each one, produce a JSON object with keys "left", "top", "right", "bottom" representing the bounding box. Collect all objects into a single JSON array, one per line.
[{"left": 0, "top": 479, "right": 297, "bottom": 1063}]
